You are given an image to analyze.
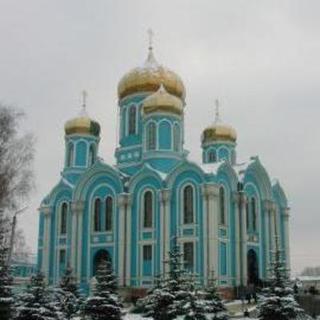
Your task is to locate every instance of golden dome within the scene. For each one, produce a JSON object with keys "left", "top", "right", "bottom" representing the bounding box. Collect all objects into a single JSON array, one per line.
[
  {"left": 142, "top": 84, "right": 184, "bottom": 116},
  {"left": 202, "top": 123, "right": 237, "bottom": 144},
  {"left": 202, "top": 102, "right": 237, "bottom": 144},
  {"left": 117, "top": 48, "right": 185, "bottom": 100},
  {"left": 65, "top": 107, "right": 100, "bottom": 137}
]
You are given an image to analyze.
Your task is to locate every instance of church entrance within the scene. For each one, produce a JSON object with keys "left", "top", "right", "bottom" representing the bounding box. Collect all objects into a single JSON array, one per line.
[
  {"left": 247, "top": 249, "right": 259, "bottom": 286},
  {"left": 93, "top": 249, "right": 111, "bottom": 276}
]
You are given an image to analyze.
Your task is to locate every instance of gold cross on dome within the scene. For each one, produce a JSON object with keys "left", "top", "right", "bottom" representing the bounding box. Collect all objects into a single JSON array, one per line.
[
  {"left": 147, "top": 28, "right": 154, "bottom": 50},
  {"left": 81, "top": 90, "right": 88, "bottom": 109},
  {"left": 215, "top": 99, "right": 220, "bottom": 122}
]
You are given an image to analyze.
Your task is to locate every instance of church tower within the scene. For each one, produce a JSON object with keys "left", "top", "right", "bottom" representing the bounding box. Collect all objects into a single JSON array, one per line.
[
  {"left": 63, "top": 91, "right": 100, "bottom": 179},
  {"left": 201, "top": 100, "right": 237, "bottom": 164},
  {"left": 115, "top": 30, "right": 186, "bottom": 174}
]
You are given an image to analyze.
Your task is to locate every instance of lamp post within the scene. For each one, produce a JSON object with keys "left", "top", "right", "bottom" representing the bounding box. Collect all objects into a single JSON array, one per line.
[{"left": 7, "top": 206, "right": 28, "bottom": 265}]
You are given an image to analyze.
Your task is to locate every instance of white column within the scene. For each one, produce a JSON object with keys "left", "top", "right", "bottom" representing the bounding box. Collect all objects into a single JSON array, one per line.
[
  {"left": 41, "top": 206, "right": 52, "bottom": 283},
  {"left": 201, "top": 184, "right": 218, "bottom": 285},
  {"left": 263, "top": 200, "right": 271, "bottom": 277},
  {"left": 70, "top": 202, "right": 78, "bottom": 273},
  {"left": 270, "top": 204, "right": 276, "bottom": 254},
  {"left": 125, "top": 194, "right": 132, "bottom": 286},
  {"left": 233, "top": 193, "right": 241, "bottom": 286},
  {"left": 160, "top": 189, "right": 171, "bottom": 274},
  {"left": 240, "top": 195, "right": 248, "bottom": 286},
  {"left": 210, "top": 185, "right": 220, "bottom": 280},
  {"left": 283, "top": 207, "right": 291, "bottom": 270},
  {"left": 117, "top": 193, "right": 131, "bottom": 286},
  {"left": 201, "top": 185, "right": 209, "bottom": 285},
  {"left": 75, "top": 201, "right": 84, "bottom": 283}
]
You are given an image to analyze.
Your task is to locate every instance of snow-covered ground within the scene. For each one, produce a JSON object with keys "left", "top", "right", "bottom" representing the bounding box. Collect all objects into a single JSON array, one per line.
[{"left": 122, "top": 315, "right": 256, "bottom": 320}]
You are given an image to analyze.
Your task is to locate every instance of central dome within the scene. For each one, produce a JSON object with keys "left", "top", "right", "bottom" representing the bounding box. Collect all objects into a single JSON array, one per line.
[{"left": 117, "top": 48, "right": 185, "bottom": 100}]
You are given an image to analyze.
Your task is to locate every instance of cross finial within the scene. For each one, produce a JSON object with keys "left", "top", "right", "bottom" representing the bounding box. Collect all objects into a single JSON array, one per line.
[
  {"left": 147, "top": 28, "right": 154, "bottom": 51},
  {"left": 214, "top": 99, "right": 221, "bottom": 122},
  {"left": 81, "top": 90, "right": 87, "bottom": 110}
]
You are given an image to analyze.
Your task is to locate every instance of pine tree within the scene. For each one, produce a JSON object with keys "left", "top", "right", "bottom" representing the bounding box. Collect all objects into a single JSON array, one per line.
[
  {"left": 0, "top": 211, "right": 13, "bottom": 320},
  {"left": 201, "top": 271, "right": 228, "bottom": 320},
  {"left": 141, "top": 274, "right": 175, "bottom": 320},
  {"left": 15, "top": 271, "right": 58, "bottom": 320},
  {"left": 139, "top": 240, "right": 197, "bottom": 320},
  {"left": 257, "top": 237, "right": 310, "bottom": 320},
  {"left": 184, "top": 283, "right": 207, "bottom": 320},
  {"left": 83, "top": 259, "right": 122, "bottom": 320},
  {"left": 54, "top": 266, "right": 81, "bottom": 320}
]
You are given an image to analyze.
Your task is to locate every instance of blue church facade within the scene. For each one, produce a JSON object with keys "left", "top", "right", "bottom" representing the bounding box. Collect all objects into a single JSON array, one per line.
[{"left": 37, "top": 44, "right": 290, "bottom": 296}]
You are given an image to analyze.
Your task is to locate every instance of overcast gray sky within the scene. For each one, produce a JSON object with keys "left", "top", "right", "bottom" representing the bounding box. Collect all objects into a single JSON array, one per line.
[{"left": 0, "top": 0, "right": 319, "bottom": 275}]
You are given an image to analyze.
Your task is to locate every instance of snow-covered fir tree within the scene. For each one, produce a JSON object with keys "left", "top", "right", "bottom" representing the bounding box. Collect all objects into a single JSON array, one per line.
[
  {"left": 201, "top": 271, "right": 228, "bottom": 320},
  {"left": 0, "top": 211, "right": 13, "bottom": 320},
  {"left": 183, "top": 282, "right": 207, "bottom": 320},
  {"left": 140, "top": 273, "right": 175, "bottom": 320},
  {"left": 140, "top": 239, "right": 202, "bottom": 320},
  {"left": 54, "top": 266, "right": 81, "bottom": 320},
  {"left": 15, "top": 271, "right": 58, "bottom": 320},
  {"left": 83, "top": 259, "right": 123, "bottom": 320},
  {"left": 257, "top": 236, "right": 310, "bottom": 320}
]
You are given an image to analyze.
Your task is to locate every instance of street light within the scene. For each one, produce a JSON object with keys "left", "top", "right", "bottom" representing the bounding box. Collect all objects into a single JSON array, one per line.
[{"left": 7, "top": 206, "right": 28, "bottom": 265}]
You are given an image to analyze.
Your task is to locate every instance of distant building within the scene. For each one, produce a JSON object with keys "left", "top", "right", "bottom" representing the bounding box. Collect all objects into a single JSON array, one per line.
[
  {"left": 11, "top": 254, "right": 37, "bottom": 292},
  {"left": 37, "top": 41, "right": 291, "bottom": 297},
  {"left": 298, "top": 276, "right": 320, "bottom": 293}
]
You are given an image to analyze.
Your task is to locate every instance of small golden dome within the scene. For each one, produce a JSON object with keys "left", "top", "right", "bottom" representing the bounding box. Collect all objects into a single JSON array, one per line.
[
  {"left": 142, "top": 84, "right": 184, "bottom": 116},
  {"left": 202, "top": 101, "right": 237, "bottom": 144},
  {"left": 64, "top": 102, "right": 100, "bottom": 137},
  {"left": 117, "top": 48, "right": 185, "bottom": 100},
  {"left": 202, "top": 124, "right": 237, "bottom": 144}
]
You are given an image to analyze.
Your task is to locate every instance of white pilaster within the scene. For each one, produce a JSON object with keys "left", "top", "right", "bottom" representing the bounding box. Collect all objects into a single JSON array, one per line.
[
  {"left": 41, "top": 206, "right": 52, "bottom": 283},
  {"left": 283, "top": 207, "right": 291, "bottom": 270},
  {"left": 210, "top": 185, "right": 220, "bottom": 280},
  {"left": 270, "top": 204, "right": 276, "bottom": 253},
  {"left": 240, "top": 195, "right": 248, "bottom": 286},
  {"left": 117, "top": 193, "right": 131, "bottom": 286},
  {"left": 233, "top": 193, "right": 241, "bottom": 286},
  {"left": 160, "top": 189, "right": 171, "bottom": 274},
  {"left": 70, "top": 202, "right": 78, "bottom": 273},
  {"left": 263, "top": 200, "right": 271, "bottom": 276},
  {"left": 74, "top": 201, "right": 84, "bottom": 282}
]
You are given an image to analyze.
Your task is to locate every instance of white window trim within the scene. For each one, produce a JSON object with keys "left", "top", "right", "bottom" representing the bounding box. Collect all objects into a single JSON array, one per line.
[
  {"left": 141, "top": 188, "right": 155, "bottom": 231},
  {"left": 181, "top": 184, "right": 196, "bottom": 226}
]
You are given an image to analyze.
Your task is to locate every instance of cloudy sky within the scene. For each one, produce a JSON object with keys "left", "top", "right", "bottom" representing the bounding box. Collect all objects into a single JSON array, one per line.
[{"left": 0, "top": 0, "right": 319, "bottom": 275}]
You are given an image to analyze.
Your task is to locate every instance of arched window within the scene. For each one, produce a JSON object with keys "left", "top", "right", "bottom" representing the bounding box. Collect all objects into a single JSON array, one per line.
[
  {"left": 143, "top": 191, "right": 153, "bottom": 228},
  {"left": 173, "top": 123, "right": 180, "bottom": 152},
  {"left": 159, "top": 121, "right": 172, "bottom": 150},
  {"left": 183, "top": 185, "right": 194, "bottom": 224},
  {"left": 88, "top": 144, "right": 95, "bottom": 166},
  {"left": 67, "top": 143, "right": 74, "bottom": 167},
  {"left": 146, "top": 122, "right": 156, "bottom": 150},
  {"left": 105, "top": 197, "right": 113, "bottom": 231},
  {"left": 94, "top": 198, "right": 101, "bottom": 232},
  {"left": 60, "top": 202, "right": 68, "bottom": 235},
  {"left": 128, "top": 105, "right": 136, "bottom": 135},
  {"left": 219, "top": 186, "right": 226, "bottom": 225},
  {"left": 208, "top": 150, "right": 216, "bottom": 163},
  {"left": 251, "top": 197, "right": 257, "bottom": 232}
]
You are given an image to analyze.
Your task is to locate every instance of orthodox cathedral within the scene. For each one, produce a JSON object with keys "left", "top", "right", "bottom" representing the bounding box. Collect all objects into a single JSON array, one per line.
[{"left": 37, "top": 39, "right": 290, "bottom": 296}]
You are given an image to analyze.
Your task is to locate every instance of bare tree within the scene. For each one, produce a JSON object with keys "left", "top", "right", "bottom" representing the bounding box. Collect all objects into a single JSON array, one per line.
[{"left": 0, "top": 105, "right": 34, "bottom": 212}]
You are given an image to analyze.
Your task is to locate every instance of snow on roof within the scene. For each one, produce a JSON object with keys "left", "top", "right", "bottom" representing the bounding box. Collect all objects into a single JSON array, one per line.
[
  {"left": 198, "top": 161, "right": 224, "bottom": 175},
  {"left": 232, "top": 158, "right": 255, "bottom": 180}
]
